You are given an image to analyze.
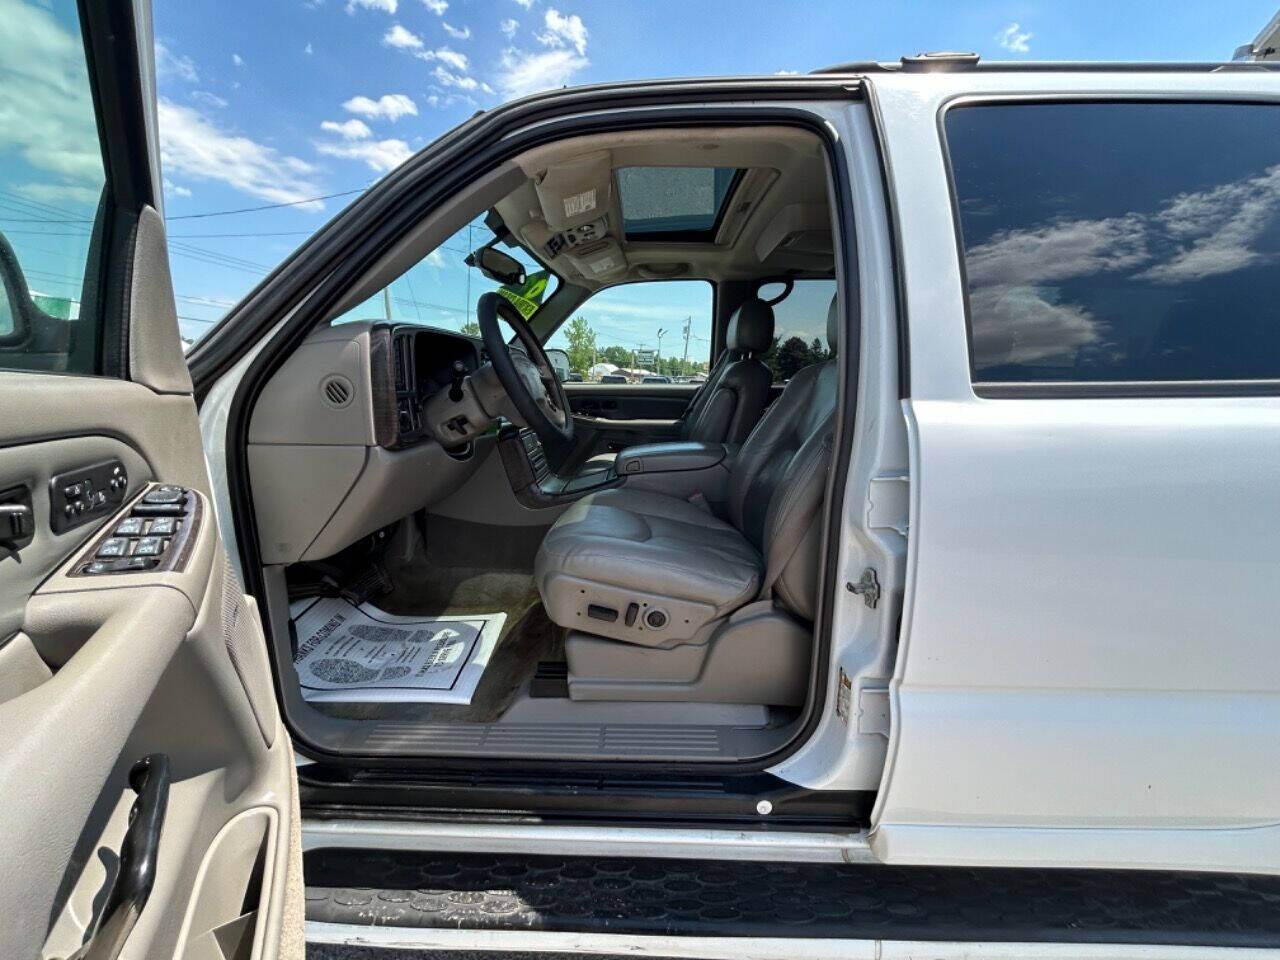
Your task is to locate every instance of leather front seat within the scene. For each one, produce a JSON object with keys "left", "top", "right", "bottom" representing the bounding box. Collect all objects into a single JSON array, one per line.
[
  {"left": 578, "top": 297, "right": 774, "bottom": 473},
  {"left": 680, "top": 297, "right": 773, "bottom": 445},
  {"left": 536, "top": 294, "right": 842, "bottom": 696}
]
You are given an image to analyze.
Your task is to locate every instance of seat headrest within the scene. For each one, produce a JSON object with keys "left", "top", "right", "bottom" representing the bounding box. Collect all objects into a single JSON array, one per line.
[
  {"left": 726, "top": 298, "right": 774, "bottom": 354},
  {"left": 826, "top": 293, "right": 840, "bottom": 352}
]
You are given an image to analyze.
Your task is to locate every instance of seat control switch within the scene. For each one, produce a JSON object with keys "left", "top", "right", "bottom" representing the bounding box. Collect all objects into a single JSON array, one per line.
[
  {"left": 624, "top": 602, "right": 639, "bottom": 627},
  {"left": 587, "top": 604, "right": 618, "bottom": 623}
]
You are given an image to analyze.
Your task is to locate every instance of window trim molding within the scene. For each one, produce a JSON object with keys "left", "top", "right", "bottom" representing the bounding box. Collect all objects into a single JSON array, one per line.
[{"left": 937, "top": 93, "right": 1280, "bottom": 399}]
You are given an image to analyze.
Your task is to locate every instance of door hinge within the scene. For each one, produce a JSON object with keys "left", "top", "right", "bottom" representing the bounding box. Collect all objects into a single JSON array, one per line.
[{"left": 845, "top": 567, "right": 880, "bottom": 608}]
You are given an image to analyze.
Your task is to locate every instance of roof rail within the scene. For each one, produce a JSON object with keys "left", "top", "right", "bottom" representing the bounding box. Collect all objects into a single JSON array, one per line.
[{"left": 811, "top": 57, "right": 1280, "bottom": 75}]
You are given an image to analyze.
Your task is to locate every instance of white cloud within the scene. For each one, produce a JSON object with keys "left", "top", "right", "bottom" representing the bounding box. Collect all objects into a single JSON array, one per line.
[
  {"left": 305, "top": 42, "right": 314, "bottom": 55},
  {"left": 17, "top": 182, "right": 103, "bottom": 205},
  {"left": 347, "top": 0, "right": 396, "bottom": 11},
  {"left": 0, "top": 0, "right": 107, "bottom": 193},
  {"left": 232, "top": 52, "right": 244, "bottom": 66},
  {"left": 320, "top": 118, "right": 373, "bottom": 140},
  {"left": 497, "top": 47, "right": 587, "bottom": 98},
  {"left": 430, "top": 65, "right": 479, "bottom": 90},
  {"left": 343, "top": 93, "right": 418, "bottom": 120},
  {"left": 537, "top": 8, "right": 586, "bottom": 55},
  {"left": 155, "top": 41, "right": 199, "bottom": 83},
  {"left": 511, "top": 0, "right": 534, "bottom": 7},
  {"left": 965, "top": 215, "right": 1149, "bottom": 289},
  {"left": 996, "top": 22, "right": 1031, "bottom": 54},
  {"left": 422, "top": 0, "right": 447, "bottom": 13},
  {"left": 499, "top": 18, "right": 519, "bottom": 37},
  {"left": 382, "top": 23, "right": 423, "bottom": 49},
  {"left": 960, "top": 161, "right": 1280, "bottom": 367},
  {"left": 317, "top": 137, "right": 412, "bottom": 172},
  {"left": 774, "top": 69, "right": 799, "bottom": 75},
  {"left": 191, "top": 90, "right": 228, "bottom": 109},
  {"left": 425, "top": 92, "right": 478, "bottom": 109},
  {"left": 1139, "top": 165, "right": 1280, "bottom": 283},
  {"left": 162, "top": 179, "right": 193, "bottom": 199},
  {"left": 157, "top": 99, "right": 325, "bottom": 208},
  {"left": 442, "top": 21, "right": 471, "bottom": 39},
  {"left": 418, "top": 46, "right": 468, "bottom": 70}
]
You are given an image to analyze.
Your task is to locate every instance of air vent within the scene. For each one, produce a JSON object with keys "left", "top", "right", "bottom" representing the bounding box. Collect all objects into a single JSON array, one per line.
[{"left": 320, "top": 374, "right": 354, "bottom": 409}]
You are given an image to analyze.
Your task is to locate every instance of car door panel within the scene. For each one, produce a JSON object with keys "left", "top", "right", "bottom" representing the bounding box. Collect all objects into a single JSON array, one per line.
[
  {"left": 0, "top": 1, "right": 301, "bottom": 952},
  {"left": 0, "top": 370, "right": 298, "bottom": 959},
  {"left": 563, "top": 382, "right": 697, "bottom": 462}
]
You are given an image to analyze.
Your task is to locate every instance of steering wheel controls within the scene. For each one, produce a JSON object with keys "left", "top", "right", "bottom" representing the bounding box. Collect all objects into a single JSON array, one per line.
[{"left": 77, "top": 485, "right": 194, "bottom": 575}]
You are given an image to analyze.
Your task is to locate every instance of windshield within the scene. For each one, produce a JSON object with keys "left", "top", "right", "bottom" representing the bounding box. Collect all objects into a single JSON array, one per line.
[{"left": 330, "top": 216, "right": 557, "bottom": 334}]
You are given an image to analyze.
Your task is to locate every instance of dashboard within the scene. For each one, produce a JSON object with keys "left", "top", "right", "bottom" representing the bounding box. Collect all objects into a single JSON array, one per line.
[
  {"left": 247, "top": 320, "right": 495, "bottom": 565},
  {"left": 387, "top": 325, "right": 485, "bottom": 448}
]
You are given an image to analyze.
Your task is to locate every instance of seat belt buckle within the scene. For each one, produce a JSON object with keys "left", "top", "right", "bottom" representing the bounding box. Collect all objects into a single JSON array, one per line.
[{"left": 687, "top": 491, "right": 711, "bottom": 513}]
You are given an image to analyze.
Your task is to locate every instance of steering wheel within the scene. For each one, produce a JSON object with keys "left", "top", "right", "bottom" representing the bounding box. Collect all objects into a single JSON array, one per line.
[{"left": 476, "top": 292, "right": 574, "bottom": 447}]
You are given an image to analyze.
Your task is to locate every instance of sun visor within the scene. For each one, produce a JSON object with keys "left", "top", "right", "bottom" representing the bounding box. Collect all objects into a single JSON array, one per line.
[
  {"left": 754, "top": 203, "right": 831, "bottom": 262},
  {"left": 535, "top": 150, "right": 614, "bottom": 231}
]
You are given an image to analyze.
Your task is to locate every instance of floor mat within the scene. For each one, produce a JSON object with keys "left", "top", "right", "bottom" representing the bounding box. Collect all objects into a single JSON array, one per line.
[
  {"left": 291, "top": 598, "right": 505, "bottom": 704},
  {"left": 308, "top": 605, "right": 559, "bottom": 723}
]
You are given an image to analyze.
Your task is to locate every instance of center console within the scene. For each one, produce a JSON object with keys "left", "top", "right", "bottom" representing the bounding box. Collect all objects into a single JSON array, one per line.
[
  {"left": 497, "top": 426, "right": 734, "bottom": 509},
  {"left": 497, "top": 425, "right": 621, "bottom": 508}
]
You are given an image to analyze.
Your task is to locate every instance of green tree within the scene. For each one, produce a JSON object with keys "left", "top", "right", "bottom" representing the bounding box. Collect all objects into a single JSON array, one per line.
[
  {"left": 600, "top": 345, "right": 632, "bottom": 367},
  {"left": 761, "top": 335, "right": 783, "bottom": 382},
  {"left": 459, "top": 320, "right": 481, "bottom": 336},
  {"left": 810, "top": 337, "right": 829, "bottom": 362},
  {"left": 777, "top": 336, "right": 813, "bottom": 381},
  {"left": 562, "top": 315, "right": 597, "bottom": 374}
]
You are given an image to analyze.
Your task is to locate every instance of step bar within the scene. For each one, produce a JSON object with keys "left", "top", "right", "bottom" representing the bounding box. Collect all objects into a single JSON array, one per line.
[
  {"left": 302, "top": 817, "right": 875, "bottom": 863},
  {"left": 307, "top": 922, "right": 1280, "bottom": 959}
]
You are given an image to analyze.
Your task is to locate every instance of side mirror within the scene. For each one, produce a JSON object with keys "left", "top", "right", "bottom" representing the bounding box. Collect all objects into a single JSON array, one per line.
[
  {"left": 466, "top": 244, "right": 526, "bottom": 285},
  {"left": 544, "top": 347, "right": 570, "bottom": 381},
  {"left": 0, "top": 231, "right": 58, "bottom": 346}
]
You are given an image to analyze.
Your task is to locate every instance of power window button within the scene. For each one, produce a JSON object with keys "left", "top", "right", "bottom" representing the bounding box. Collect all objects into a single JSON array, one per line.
[
  {"left": 143, "top": 485, "right": 185, "bottom": 505},
  {"left": 147, "top": 516, "right": 177, "bottom": 536},
  {"left": 96, "top": 538, "right": 128, "bottom": 558},
  {"left": 133, "top": 536, "right": 166, "bottom": 557},
  {"left": 115, "top": 517, "right": 145, "bottom": 536}
]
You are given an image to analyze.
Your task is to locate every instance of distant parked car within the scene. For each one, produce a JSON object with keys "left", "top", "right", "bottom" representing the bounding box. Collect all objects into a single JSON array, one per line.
[
  {"left": 599, "top": 373, "right": 628, "bottom": 384},
  {"left": 641, "top": 375, "right": 671, "bottom": 383}
]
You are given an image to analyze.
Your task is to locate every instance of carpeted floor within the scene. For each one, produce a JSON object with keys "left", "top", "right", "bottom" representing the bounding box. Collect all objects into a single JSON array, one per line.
[{"left": 310, "top": 563, "right": 563, "bottom": 725}]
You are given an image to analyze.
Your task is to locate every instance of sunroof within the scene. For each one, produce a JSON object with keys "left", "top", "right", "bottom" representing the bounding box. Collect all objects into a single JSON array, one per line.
[{"left": 617, "top": 166, "right": 742, "bottom": 239}]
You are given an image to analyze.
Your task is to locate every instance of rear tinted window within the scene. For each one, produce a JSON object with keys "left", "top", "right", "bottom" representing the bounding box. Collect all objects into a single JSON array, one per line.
[{"left": 946, "top": 102, "right": 1280, "bottom": 384}]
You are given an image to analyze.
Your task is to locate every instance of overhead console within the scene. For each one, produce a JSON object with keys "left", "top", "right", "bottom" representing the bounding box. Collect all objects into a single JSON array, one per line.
[{"left": 518, "top": 149, "right": 630, "bottom": 284}]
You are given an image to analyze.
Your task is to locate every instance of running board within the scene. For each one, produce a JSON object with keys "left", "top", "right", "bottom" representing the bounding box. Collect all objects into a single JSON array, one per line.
[
  {"left": 307, "top": 924, "right": 1280, "bottom": 960},
  {"left": 303, "top": 848, "right": 1280, "bottom": 947},
  {"left": 303, "top": 818, "right": 873, "bottom": 863},
  {"left": 347, "top": 720, "right": 795, "bottom": 759}
]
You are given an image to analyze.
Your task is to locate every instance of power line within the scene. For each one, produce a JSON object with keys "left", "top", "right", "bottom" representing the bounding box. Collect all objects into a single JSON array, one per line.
[
  {"left": 0, "top": 187, "right": 367, "bottom": 224},
  {"left": 166, "top": 188, "right": 367, "bottom": 220}
]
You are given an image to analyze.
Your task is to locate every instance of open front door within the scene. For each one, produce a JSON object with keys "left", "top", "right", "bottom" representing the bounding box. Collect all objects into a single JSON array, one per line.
[{"left": 0, "top": 2, "right": 301, "bottom": 958}]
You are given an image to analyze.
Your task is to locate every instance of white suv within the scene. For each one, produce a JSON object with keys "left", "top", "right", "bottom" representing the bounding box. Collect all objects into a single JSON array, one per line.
[{"left": 2, "top": 4, "right": 1278, "bottom": 956}]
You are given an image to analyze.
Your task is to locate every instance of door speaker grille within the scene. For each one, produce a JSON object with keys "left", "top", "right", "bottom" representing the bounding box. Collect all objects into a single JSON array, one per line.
[{"left": 320, "top": 374, "right": 354, "bottom": 408}]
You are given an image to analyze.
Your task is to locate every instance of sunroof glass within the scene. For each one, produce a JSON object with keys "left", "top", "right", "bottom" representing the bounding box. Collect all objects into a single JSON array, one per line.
[{"left": 617, "top": 166, "right": 741, "bottom": 237}]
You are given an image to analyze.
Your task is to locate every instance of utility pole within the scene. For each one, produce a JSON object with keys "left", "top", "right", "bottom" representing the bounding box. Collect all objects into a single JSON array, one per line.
[
  {"left": 680, "top": 316, "right": 691, "bottom": 377},
  {"left": 382, "top": 286, "right": 393, "bottom": 322},
  {"left": 656, "top": 327, "right": 667, "bottom": 374}
]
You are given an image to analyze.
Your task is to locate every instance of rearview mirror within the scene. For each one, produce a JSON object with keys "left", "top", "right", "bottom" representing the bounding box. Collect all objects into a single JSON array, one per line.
[{"left": 467, "top": 244, "right": 526, "bottom": 285}]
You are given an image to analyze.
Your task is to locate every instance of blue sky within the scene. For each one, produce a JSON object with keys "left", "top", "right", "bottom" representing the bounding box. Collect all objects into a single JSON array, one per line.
[{"left": 1, "top": 0, "right": 1277, "bottom": 356}]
